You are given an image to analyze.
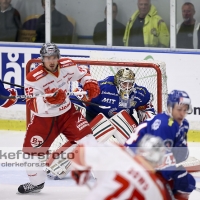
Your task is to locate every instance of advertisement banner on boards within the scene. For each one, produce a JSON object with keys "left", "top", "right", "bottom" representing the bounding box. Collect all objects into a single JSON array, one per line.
[{"left": 0, "top": 46, "right": 199, "bottom": 129}]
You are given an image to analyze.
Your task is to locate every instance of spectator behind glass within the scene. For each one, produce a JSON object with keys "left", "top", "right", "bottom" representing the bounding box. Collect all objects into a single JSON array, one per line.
[
  {"left": 177, "top": 2, "right": 200, "bottom": 49},
  {"left": 93, "top": 2, "right": 125, "bottom": 46},
  {"left": 0, "top": 0, "right": 21, "bottom": 42},
  {"left": 35, "top": 0, "right": 73, "bottom": 44},
  {"left": 123, "top": 0, "right": 169, "bottom": 48}
]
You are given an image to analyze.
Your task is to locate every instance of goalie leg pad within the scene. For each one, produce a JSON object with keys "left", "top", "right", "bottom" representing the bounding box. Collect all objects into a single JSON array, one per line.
[
  {"left": 46, "top": 141, "right": 77, "bottom": 179},
  {"left": 110, "top": 110, "right": 137, "bottom": 144},
  {"left": 89, "top": 113, "right": 116, "bottom": 143}
]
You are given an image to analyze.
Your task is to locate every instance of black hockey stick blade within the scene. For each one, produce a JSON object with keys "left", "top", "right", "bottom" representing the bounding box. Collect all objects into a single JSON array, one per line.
[{"left": 70, "top": 97, "right": 110, "bottom": 109}]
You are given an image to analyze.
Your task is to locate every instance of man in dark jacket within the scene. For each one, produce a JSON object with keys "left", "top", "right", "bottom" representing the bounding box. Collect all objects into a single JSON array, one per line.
[
  {"left": 93, "top": 2, "right": 125, "bottom": 46},
  {"left": 35, "top": 0, "right": 73, "bottom": 44},
  {"left": 0, "top": 0, "right": 21, "bottom": 42}
]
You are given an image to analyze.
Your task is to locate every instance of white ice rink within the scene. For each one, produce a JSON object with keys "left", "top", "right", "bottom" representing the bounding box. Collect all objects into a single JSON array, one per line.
[{"left": 0, "top": 130, "right": 199, "bottom": 200}]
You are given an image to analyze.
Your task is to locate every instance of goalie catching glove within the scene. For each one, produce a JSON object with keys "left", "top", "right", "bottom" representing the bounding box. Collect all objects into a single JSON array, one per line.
[
  {"left": 83, "top": 79, "right": 100, "bottom": 101},
  {"left": 45, "top": 88, "right": 66, "bottom": 104}
]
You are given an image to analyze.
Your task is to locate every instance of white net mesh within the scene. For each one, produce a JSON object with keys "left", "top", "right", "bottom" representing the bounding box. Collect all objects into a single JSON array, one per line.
[
  {"left": 70, "top": 58, "right": 168, "bottom": 112},
  {"left": 29, "top": 58, "right": 167, "bottom": 112}
]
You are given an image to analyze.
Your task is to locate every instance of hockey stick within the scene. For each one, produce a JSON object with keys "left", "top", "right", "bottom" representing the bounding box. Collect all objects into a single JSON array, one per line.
[
  {"left": 2, "top": 81, "right": 24, "bottom": 88},
  {"left": 0, "top": 91, "right": 88, "bottom": 100},
  {"left": 70, "top": 97, "right": 110, "bottom": 109},
  {"left": 0, "top": 90, "right": 110, "bottom": 109},
  {"left": 1, "top": 81, "right": 110, "bottom": 109}
]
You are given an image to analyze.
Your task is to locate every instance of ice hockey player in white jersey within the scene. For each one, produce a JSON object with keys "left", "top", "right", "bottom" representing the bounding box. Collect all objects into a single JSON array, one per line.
[
  {"left": 17, "top": 43, "right": 100, "bottom": 194},
  {"left": 71, "top": 134, "right": 174, "bottom": 200}
]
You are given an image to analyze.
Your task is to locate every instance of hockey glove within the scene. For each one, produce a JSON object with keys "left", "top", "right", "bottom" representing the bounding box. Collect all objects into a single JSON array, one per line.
[
  {"left": 172, "top": 166, "right": 196, "bottom": 192},
  {"left": 71, "top": 169, "right": 90, "bottom": 185},
  {"left": 83, "top": 79, "right": 100, "bottom": 101},
  {"left": 73, "top": 87, "right": 88, "bottom": 102},
  {"left": 45, "top": 88, "right": 66, "bottom": 105}
]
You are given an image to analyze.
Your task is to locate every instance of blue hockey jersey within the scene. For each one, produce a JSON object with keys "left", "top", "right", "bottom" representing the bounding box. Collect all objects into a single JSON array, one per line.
[
  {"left": 125, "top": 112, "right": 189, "bottom": 162},
  {"left": 125, "top": 112, "right": 190, "bottom": 185}
]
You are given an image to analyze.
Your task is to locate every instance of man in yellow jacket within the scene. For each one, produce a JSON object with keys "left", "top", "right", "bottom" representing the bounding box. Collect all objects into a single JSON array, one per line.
[{"left": 123, "top": 0, "right": 169, "bottom": 47}]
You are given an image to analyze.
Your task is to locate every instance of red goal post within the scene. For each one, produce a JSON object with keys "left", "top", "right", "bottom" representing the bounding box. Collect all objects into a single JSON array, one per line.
[{"left": 26, "top": 58, "right": 168, "bottom": 126}]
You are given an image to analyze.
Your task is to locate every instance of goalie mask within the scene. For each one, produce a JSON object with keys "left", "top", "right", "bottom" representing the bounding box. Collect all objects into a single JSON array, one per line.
[
  {"left": 40, "top": 43, "right": 60, "bottom": 60},
  {"left": 136, "top": 134, "right": 165, "bottom": 168},
  {"left": 167, "top": 90, "right": 192, "bottom": 114},
  {"left": 114, "top": 68, "right": 135, "bottom": 100}
]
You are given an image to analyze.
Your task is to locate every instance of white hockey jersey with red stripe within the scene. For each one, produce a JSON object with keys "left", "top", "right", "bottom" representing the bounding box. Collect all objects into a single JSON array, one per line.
[
  {"left": 72, "top": 143, "right": 173, "bottom": 200},
  {"left": 24, "top": 58, "right": 91, "bottom": 117}
]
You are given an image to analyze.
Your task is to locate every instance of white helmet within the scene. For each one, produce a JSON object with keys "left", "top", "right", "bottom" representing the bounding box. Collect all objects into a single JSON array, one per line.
[
  {"left": 136, "top": 134, "right": 166, "bottom": 167},
  {"left": 40, "top": 43, "right": 60, "bottom": 60}
]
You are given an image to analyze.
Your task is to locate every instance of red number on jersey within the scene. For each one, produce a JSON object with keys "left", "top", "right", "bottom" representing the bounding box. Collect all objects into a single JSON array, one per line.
[
  {"left": 105, "top": 174, "right": 145, "bottom": 200},
  {"left": 25, "top": 87, "right": 33, "bottom": 95}
]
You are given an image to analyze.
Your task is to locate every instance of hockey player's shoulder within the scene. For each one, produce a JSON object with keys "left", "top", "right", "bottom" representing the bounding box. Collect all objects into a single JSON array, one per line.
[
  {"left": 155, "top": 113, "right": 179, "bottom": 128},
  {"left": 134, "top": 84, "right": 148, "bottom": 95},
  {"left": 26, "top": 65, "right": 48, "bottom": 82},
  {"left": 59, "top": 58, "right": 76, "bottom": 68},
  {"left": 182, "top": 118, "right": 189, "bottom": 126},
  {"left": 99, "top": 76, "right": 115, "bottom": 86}
]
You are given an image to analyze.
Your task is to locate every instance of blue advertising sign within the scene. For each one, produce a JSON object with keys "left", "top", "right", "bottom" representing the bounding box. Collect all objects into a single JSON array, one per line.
[{"left": 1, "top": 52, "right": 40, "bottom": 87}]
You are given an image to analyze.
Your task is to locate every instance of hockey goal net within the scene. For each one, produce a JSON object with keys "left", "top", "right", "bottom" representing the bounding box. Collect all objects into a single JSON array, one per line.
[{"left": 25, "top": 58, "right": 168, "bottom": 151}]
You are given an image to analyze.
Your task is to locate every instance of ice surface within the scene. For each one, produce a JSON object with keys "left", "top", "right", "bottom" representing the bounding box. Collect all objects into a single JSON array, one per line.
[{"left": 0, "top": 130, "right": 199, "bottom": 199}]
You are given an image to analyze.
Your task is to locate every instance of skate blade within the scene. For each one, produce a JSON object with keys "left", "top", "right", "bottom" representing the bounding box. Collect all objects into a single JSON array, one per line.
[{"left": 16, "top": 189, "right": 42, "bottom": 194}]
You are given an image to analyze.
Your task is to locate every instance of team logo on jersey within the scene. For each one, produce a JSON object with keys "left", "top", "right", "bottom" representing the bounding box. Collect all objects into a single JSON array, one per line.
[
  {"left": 102, "top": 98, "right": 116, "bottom": 104},
  {"left": 33, "top": 70, "right": 44, "bottom": 77},
  {"left": 163, "top": 139, "right": 173, "bottom": 151},
  {"left": 151, "top": 119, "right": 161, "bottom": 130},
  {"left": 76, "top": 115, "right": 89, "bottom": 130},
  {"left": 100, "top": 81, "right": 114, "bottom": 85},
  {"left": 101, "top": 91, "right": 118, "bottom": 96},
  {"left": 30, "top": 136, "right": 44, "bottom": 148}
]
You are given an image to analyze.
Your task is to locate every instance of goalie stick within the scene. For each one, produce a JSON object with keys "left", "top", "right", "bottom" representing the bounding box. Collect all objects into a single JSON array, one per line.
[{"left": 70, "top": 97, "right": 110, "bottom": 109}]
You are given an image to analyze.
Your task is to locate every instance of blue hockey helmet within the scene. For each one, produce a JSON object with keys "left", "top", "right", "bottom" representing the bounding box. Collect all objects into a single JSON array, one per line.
[{"left": 167, "top": 90, "right": 192, "bottom": 114}]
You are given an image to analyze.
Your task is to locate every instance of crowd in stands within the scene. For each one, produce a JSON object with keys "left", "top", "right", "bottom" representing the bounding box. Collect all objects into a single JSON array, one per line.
[{"left": 0, "top": 0, "right": 199, "bottom": 49}]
